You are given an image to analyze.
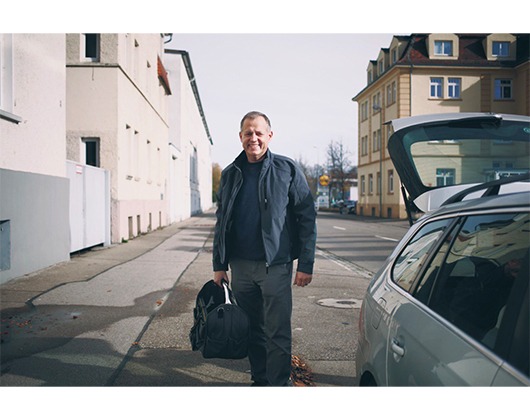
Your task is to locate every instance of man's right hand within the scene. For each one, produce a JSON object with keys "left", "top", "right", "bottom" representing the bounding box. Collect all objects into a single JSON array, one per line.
[{"left": 214, "top": 271, "right": 229, "bottom": 287}]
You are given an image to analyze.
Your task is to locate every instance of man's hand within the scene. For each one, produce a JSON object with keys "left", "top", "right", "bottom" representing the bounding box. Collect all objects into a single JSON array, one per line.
[
  {"left": 293, "top": 271, "right": 312, "bottom": 287},
  {"left": 214, "top": 271, "right": 229, "bottom": 287}
]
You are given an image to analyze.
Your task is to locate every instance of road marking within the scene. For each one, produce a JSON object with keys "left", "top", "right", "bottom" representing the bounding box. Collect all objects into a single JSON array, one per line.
[
  {"left": 333, "top": 226, "right": 346, "bottom": 231},
  {"left": 315, "top": 249, "right": 374, "bottom": 278},
  {"left": 375, "top": 235, "right": 399, "bottom": 242}
]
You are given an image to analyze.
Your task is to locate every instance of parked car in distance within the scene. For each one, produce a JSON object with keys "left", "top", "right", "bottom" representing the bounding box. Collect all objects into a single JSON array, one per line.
[
  {"left": 339, "top": 200, "right": 357, "bottom": 214},
  {"left": 356, "top": 113, "right": 530, "bottom": 386}
]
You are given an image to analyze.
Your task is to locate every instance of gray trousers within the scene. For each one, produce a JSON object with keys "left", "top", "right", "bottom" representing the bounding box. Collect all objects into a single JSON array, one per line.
[{"left": 229, "top": 258, "right": 293, "bottom": 386}]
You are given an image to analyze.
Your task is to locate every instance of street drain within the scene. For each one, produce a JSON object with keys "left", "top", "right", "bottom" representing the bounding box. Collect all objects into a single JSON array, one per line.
[{"left": 317, "top": 298, "right": 362, "bottom": 309}]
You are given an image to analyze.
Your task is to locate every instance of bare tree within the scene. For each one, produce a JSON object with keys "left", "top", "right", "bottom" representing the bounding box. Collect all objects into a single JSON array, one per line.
[
  {"left": 295, "top": 156, "right": 320, "bottom": 198},
  {"left": 326, "top": 140, "right": 356, "bottom": 202}
]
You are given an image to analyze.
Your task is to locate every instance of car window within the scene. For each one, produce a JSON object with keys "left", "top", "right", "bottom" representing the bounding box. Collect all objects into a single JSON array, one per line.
[
  {"left": 418, "top": 212, "right": 529, "bottom": 375},
  {"left": 392, "top": 219, "right": 453, "bottom": 292}
]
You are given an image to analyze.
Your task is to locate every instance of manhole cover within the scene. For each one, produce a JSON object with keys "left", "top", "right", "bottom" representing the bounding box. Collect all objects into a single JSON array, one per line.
[{"left": 317, "top": 298, "right": 362, "bottom": 309}]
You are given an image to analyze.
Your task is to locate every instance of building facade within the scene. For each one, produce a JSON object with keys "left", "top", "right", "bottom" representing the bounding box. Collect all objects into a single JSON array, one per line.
[
  {"left": 353, "top": 33, "right": 530, "bottom": 219},
  {"left": 0, "top": 34, "right": 70, "bottom": 284},
  {"left": 0, "top": 33, "right": 213, "bottom": 285},
  {"left": 66, "top": 33, "right": 172, "bottom": 243},
  {"left": 165, "top": 49, "right": 213, "bottom": 223}
]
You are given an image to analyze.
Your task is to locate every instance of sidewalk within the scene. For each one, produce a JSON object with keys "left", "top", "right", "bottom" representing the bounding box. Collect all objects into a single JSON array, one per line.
[{"left": 0, "top": 209, "right": 371, "bottom": 387}]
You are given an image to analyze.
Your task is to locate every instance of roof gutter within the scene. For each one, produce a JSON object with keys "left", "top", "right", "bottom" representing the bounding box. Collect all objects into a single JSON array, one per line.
[{"left": 164, "top": 48, "right": 213, "bottom": 145}]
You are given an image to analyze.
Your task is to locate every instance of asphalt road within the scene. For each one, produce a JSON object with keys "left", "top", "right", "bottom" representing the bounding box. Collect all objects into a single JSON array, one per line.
[{"left": 316, "top": 211, "right": 410, "bottom": 275}]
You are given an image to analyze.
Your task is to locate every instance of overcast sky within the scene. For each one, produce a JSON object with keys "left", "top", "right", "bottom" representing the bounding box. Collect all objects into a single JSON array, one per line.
[{"left": 168, "top": 33, "right": 395, "bottom": 169}]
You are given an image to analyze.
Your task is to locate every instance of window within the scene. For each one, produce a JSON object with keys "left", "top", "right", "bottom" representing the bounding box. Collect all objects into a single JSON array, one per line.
[
  {"left": 361, "top": 101, "right": 369, "bottom": 120},
  {"left": 494, "top": 79, "right": 512, "bottom": 100},
  {"left": 0, "top": 34, "right": 21, "bottom": 123},
  {"left": 378, "top": 59, "right": 384, "bottom": 75},
  {"left": 447, "top": 78, "right": 461, "bottom": 99},
  {"left": 372, "top": 130, "right": 381, "bottom": 152},
  {"left": 434, "top": 40, "right": 453, "bottom": 56},
  {"left": 83, "top": 33, "right": 100, "bottom": 62},
  {"left": 436, "top": 168, "right": 455, "bottom": 186},
  {"left": 386, "top": 82, "right": 396, "bottom": 106},
  {"left": 391, "top": 48, "right": 398, "bottom": 63},
  {"left": 361, "top": 136, "right": 368, "bottom": 156},
  {"left": 392, "top": 219, "right": 453, "bottom": 292},
  {"left": 368, "top": 174, "right": 373, "bottom": 194},
  {"left": 368, "top": 70, "right": 373, "bottom": 84},
  {"left": 492, "top": 41, "right": 510, "bottom": 57},
  {"left": 388, "top": 170, "right": 394, "bottom": 193},
  {"left": 430, "top": 78, "right": 443, "bottom": 98},
  {"left": 361, "top": 175, "right": 366, "bottom": 195},
  {"left": 81, "top": 137, "right": 100, "bottom": 167},
  {"left": 417, "top": 213, "right": 529, "bottom": 376},
  {"left": 372, "top": 92, "right": 381, "bottom": 112},
  {"left": 376, "top": 172, "right": 381, "bottom": 195}
]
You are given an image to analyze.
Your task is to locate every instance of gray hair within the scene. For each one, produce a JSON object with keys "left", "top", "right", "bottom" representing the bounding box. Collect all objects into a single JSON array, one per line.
[{"left": 240, "top": 111, "right": 271, "bottom": 131}]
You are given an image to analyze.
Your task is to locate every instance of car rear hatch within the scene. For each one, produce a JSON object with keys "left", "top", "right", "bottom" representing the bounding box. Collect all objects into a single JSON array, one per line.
[{"left": 386, "top": 113, "right": 530, "bottom": 223}]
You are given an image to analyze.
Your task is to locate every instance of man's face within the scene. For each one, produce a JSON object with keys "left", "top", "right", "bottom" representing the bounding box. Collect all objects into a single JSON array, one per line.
[{"left": 239, "top": 116, "right": 273, "bottom": 162}]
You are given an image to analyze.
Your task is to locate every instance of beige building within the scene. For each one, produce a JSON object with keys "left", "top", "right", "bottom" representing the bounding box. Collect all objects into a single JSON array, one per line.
[
  {"left": 66, "top": 34, "right": 172, "bottom": 243},
  {"left": 352, "top": 33, "right": 530, "bottom": 219}
]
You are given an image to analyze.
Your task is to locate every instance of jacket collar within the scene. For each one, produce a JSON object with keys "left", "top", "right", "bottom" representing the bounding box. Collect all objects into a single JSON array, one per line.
[{"left": 233, "top": 149, "right": 272, "bottom": 169}]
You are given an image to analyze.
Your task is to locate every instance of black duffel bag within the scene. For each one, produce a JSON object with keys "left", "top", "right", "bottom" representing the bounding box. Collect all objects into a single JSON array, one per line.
[{"left": 189, "top": 279, "right": 250, "bottom": 359}]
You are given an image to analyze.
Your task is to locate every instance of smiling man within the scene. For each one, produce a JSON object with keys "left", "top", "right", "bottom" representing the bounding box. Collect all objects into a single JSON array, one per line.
[{"left": 213, "top": 111, "right": 317, "bottom": 386}]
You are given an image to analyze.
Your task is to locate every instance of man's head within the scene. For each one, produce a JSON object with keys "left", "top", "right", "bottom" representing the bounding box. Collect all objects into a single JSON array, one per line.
[{"left": 239, "top": 111, "right": 273, "bottom": 162}]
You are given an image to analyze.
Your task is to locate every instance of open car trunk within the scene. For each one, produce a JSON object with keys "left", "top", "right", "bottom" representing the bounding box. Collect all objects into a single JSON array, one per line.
[{"left": 386, "top": 113, "right": 530, "bottom": 224}]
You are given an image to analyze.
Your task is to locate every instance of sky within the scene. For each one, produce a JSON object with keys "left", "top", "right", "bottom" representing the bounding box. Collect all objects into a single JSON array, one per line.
[{"left": 167, "top": 33, "right": 395, "bottom": 169}]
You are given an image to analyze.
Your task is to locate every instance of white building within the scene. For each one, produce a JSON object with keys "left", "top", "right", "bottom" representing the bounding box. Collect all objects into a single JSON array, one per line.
[
  {"left": 0, "top": 33, "right": 214, "bottom": 285},
  {"left": 66, "top": 33, "right": 172, "bottom": 243},
  {"left": 0, "top": 34, "right": 70, "bottom": 284},
  {"left": 165, "top": 48, "right": 213, "bottom": 222}
]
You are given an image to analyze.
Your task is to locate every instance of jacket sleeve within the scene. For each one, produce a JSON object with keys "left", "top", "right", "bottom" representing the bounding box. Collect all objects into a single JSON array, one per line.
[
  {"left": 212, "top": 172, "right": 229, "bottom": 272},
  {"left": 290, "top": 164, "right": 317, "bottom": 274}
]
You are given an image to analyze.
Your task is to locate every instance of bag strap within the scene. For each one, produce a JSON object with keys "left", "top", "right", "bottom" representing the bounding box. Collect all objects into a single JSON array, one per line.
[{"left": 222, "top": 282, "right": 232, "bottom": 304}]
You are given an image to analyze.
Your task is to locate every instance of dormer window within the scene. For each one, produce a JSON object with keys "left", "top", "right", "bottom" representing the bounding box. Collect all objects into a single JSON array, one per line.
[
  {"left": 434, "top": 40, "right": 453, "bottom": 56},
  {"left": 391, "top": 48, "right": 397, "bottom": 64},
  {"left": 492, "top": 41, "right": 510, "bottom": 57},
  {"left": 378, "top": 59, "right": 384, "bottom": 75}
]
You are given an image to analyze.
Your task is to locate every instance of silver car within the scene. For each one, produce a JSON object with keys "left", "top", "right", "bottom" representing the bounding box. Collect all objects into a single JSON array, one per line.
[{"left": 356, "top": 113, "right": 529, "bottom": 386}]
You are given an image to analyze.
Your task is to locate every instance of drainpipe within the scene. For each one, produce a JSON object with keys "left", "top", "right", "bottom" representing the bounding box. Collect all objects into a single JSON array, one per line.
[{"left": 406, "top": 35, "right": 415, "bottom": 117}]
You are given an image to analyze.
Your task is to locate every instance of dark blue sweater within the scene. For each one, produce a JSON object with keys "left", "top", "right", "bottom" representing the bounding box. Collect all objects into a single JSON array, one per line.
[{"left": 229, "top": 159, "right": 265, "bottom": 261}]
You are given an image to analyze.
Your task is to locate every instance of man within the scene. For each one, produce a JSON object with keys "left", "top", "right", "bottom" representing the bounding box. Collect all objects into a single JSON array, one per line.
[{"left": 213, "top": 111, "right": 317, "bottom": 386}]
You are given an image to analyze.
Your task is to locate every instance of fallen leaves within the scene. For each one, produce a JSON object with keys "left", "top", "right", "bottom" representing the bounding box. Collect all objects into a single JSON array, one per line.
[{"left": 290, "top": 355, "right": 315, "bottom": 386}]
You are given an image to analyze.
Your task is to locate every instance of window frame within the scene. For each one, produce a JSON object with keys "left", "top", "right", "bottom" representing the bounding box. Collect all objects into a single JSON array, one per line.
[
  {"left": 82, "top": 33, "right": 100, "bottom": 62},
  {"left": 434, "top": 40, "right": 453, "bottom": 56},
  {"left": 81, "top": 137, "right": 101, "bottom": 167},
  {"left": 430, "top": 77, "right": 443, "bottom": 98},
  {"left": 494, "top": 78, "right": 513, "bottom": 100},
  {"left": 447, "top": 77, "right": 461, "bottom": 99},
  {"left": 492, "top": 41, "right": 510, "bottom": 57}
]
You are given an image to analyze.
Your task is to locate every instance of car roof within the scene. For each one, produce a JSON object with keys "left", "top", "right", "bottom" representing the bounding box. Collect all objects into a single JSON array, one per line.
[{"left": 424, "top": 191, "right": 530, "bottom": 220}]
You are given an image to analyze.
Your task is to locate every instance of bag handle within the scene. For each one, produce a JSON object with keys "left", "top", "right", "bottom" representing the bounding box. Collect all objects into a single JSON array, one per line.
[{"left": 222, "top": 281, "right": 232, "bottom": 304}]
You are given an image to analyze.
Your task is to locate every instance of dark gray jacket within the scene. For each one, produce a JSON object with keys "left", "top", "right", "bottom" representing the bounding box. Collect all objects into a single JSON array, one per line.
[{"left": 213, "top": 150, "right": 317, "bottom": 274}]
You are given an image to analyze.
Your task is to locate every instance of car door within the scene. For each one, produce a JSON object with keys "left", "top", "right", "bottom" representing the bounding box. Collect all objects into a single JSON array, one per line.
[{"left": 386, "top": 212, "right": 530, "bottom": 386}]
